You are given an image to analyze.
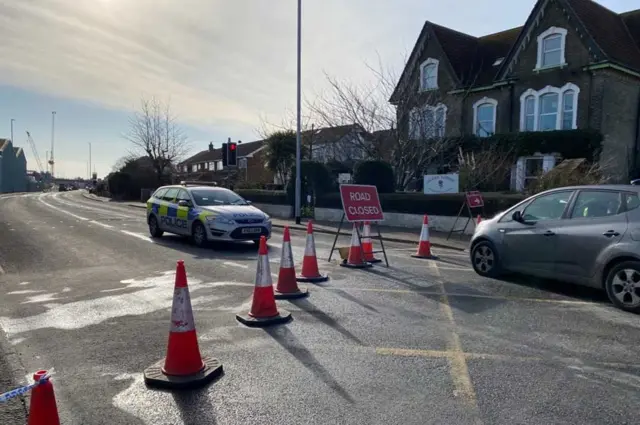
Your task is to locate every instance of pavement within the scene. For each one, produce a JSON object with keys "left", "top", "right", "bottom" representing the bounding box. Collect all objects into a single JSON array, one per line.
[
  {"left": 81, "top": 192, "right": 471, "bottom": 251},
  {"left": 0, "top": 190, "right": 639, "bottom": 424}
]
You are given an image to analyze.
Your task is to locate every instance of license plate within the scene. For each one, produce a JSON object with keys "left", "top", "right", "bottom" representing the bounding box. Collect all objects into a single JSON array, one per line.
[{"left": 241, "top": 227, "right": 262, "bottom": 234}]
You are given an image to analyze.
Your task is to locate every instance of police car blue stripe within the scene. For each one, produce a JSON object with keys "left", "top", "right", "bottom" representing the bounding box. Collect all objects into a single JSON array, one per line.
[{"left": 167, "top": 207, "right": 177, "bottom": 218}]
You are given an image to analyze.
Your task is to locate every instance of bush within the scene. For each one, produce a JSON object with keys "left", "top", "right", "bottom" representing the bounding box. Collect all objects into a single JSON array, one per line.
[
  {"left": 236, "top": 189, "right": 288, "bottom": 205},
  {"left": 353, "top": 160, "right": 395, "bottom": 193},
  {"left": 286, "top": 161, "right": 335, "bottom": 204}
]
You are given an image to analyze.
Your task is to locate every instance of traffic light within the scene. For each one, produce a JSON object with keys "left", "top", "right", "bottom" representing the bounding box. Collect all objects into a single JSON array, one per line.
[
  {"left": 222, "top": 142, "right": 228, "bottom": 166},
  {"left": 227, "top": 141, "right": 237, "bottom": 167}
]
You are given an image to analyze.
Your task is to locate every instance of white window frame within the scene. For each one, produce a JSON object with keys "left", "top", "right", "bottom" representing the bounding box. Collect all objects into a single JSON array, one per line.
[
  {"left": 472, "top": 97, "right": 498, "bottom": 137},
  {"left": 519, "top": 83, "right": 579, "bottom": 131},
  {"left": 419, "top": 58, "right": 439, "bottom": 91},
  {"left": 535, "top": 27, "right": 568, "bottom": 70},
  {"left": 409, "top": 103, "right": 447, "bottom": 139}
]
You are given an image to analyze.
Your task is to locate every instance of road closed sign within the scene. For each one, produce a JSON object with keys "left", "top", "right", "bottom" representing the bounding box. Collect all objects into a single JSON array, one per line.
[{"left": 339, "top": 184, "right": 384, "bottom": 222}]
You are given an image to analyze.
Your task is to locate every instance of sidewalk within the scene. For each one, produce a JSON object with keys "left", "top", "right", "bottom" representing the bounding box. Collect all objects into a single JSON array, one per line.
[{"left": 81, "top": 192, "right": 470, "bottom": 251}]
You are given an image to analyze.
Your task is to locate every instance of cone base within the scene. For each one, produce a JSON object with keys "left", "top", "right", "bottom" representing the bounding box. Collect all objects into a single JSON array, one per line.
[
  {"left": 144, "top": 355, "right": 223, "bottom": 390},
  {"left": 296, "top": 273, "right": 329, "bottom": 283},
  {"left": 340, "top": 262, "right": 373, "bottom": 269},
  {"left": 274, "top": 287, "right": 309, "bottom": 299},
  {"left": 365, "top": 258, "right": 383, "bottom": 264},
  {"left": 236, "top": 309, "right": 292, "bottom": 327},
  {"left": 411, "top": 254, "right": 439, "bottom": 260}
]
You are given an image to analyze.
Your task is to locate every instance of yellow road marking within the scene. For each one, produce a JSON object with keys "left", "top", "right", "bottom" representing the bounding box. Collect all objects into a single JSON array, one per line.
[{"left": 375, "top": 347, "right": 540, "bottom": 363}]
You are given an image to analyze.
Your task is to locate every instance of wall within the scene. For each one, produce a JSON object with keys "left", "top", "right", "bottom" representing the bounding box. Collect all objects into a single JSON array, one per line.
[{"left": 253, "top": 203, "right": 479, "bottom": 235}]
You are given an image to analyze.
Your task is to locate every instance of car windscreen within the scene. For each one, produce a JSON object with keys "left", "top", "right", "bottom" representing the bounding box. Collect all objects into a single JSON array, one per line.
[{"left": 190, "top": 189, "right": 248, "bottom": 206}]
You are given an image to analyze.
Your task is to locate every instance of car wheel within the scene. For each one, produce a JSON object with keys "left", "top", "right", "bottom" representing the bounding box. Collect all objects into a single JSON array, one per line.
[
  {"left": 470, "top": 240, "right": 501, "bottom": 278},
  {"left": 604, "top": 261, "right": 640, "bottom": 314},
  {"left": 148, "top": 215, "right": 163, "bottom": 238},
  {"left": 191, "top": 221, "right": 207, "bottom": 247}
]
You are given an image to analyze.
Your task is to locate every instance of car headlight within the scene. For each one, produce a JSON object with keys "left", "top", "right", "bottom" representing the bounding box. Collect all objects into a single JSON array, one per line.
[
  {"left": 215, "top": 216, "right": 236, "bottom": 225},
  {"left": 264, "top": 214, "right": 271, "bottom": 221}
]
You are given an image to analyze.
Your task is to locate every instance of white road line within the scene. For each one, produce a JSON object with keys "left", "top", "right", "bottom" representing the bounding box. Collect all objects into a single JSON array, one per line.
[
  {"left": 38, "top": 196, "right": 89, "bottom": 221},
  {"left": 120, "top": 230, "right": 152, "bottom": 242},
  {"left": 90, "top": 220, "right": 114, "bottom": 229},
  {"left": 223, "top": 261, "right": 249, "bottom": 269},
  {"left": 0, "top": 264, "right": 4, "bottom": 275}
]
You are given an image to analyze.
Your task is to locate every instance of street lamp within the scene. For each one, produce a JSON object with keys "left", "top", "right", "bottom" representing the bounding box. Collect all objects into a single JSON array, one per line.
[
  {"left": 294, "top": 0, "right": 302, "bottom": 224},
  {"left": 10, "top": 119, "right": 15, "bottom": 145}
]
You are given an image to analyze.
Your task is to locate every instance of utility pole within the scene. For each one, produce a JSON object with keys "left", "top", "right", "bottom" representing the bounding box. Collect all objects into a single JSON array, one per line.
[
  {"left": 50, "top": 111, "right": 56, "bottom": 179},
  {"left": 10, "top": 119, "right": 15, "bottom": 146},
  {"left": 294, "top": 0, "right": 302, "bottom": 224}
]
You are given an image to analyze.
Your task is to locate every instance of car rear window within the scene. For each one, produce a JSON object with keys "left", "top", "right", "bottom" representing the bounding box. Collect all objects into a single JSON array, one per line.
[
  {"left": 625, "top": 192, "right": 640, "bottom": 212},
  {"left": 570, "top": 190, "right": 622, "bottom": 219}
]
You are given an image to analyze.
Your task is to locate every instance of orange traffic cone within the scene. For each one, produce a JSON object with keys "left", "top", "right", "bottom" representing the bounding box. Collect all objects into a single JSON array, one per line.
[
  {"left": 237, "top": 236, "right": 292, "bottom": 327},
  {"left": 476, "top": 215, "right": 482, "bottom": 225},
  {"left": 340, "top": 224, "right": 372, "bottom": 268},
  {"left": 361, "top": 221, "right": 382, "bottom": 264},
  {"left": 412, "top": 215, "right": 438, "bottom": 260},
  {"left": 144, "top": 260, "right": 223, "bottom": 389},
  {"left": 297, "top": 221, "right": 329, "bottom": 283},
  {"left": 28, "top": 370, "right": 60, "bottom": 425},
  {"left": 275, "top": 226, "right": 309, "bottom": 299}
]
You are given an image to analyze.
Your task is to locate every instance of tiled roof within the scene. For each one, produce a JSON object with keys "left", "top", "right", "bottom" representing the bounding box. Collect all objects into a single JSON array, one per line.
[
  {"left": 394, "top": 0, "right": 640, "bottom": 96},
  {"left": 0, "top": 139, "right": 9, "bottom": 151},
  {"left": 180, "top": 139, "right": 265, "bottom": 166},
  {"left": 302, "top": 124, "right": 366, "bottom": 146}
]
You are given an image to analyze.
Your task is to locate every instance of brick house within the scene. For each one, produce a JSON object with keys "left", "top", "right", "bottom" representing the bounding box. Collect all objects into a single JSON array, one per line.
[
  {"left": 390, "top": 0, "right": 640, "bottom": 190},
  {"left": 178, "top": 140, "right": 273, "bottom": 186},
  {"left": 304, "top": 124, "right": 374, "bottom": 165}
]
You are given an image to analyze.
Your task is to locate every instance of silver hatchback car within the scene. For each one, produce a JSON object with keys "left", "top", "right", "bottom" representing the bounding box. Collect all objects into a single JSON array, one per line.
[{"left": 469, "top": 185, "right": 640, "bottom": 313}]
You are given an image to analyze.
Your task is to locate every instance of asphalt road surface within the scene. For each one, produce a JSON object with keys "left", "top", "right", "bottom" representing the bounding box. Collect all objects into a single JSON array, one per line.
[{"left": 1, "top": 190, "right": 639, "bottom": 425}]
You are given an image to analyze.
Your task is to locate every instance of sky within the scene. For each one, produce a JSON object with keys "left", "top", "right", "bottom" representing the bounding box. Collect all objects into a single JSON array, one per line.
[{"left": 0, "top": 0, "right": 635, "bottom": 179}]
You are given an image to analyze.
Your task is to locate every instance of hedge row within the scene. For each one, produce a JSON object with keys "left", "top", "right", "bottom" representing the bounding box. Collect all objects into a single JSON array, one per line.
[{"left": 237, "top": 189, "right": 526, "bottom": 217}]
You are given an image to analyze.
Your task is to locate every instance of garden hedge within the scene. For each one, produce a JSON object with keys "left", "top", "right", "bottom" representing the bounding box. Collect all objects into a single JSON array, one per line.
[{"left": 237, "top": 189, "right": 526, "bottom": 217}]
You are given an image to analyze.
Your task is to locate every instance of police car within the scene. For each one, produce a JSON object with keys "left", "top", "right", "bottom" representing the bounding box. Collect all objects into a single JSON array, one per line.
[{"left": 146, "top": 182, "right": 272, "bottom": 247}]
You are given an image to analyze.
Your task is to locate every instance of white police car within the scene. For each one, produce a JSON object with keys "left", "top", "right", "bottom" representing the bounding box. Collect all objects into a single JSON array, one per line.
[{"left": 146, "top": 182, "right": 272, "bottom": 247}]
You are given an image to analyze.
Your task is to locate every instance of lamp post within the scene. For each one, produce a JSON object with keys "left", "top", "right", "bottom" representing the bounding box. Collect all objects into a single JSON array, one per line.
[
  {"left": 89, "top": 143, "right": 92, "bottom": 180},
  {"left": 294, "top": 0, "right": 302, "bottom": 224},
  {"left": 10, "top": 119, "right": 14, "bottom": 145}
]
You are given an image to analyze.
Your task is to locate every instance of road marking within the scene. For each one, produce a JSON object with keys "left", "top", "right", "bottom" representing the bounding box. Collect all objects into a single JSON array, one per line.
[
  {"left": 430, "top": 261, "right": 481, "bottom": 420},
  {"left": 223, "top": 261, "right": 249, "bottom": 269},
  {"left": 0, "top": 264, "right": 4, "bottom": 275},
  {"left": 376, "top": 347, "right": 540, "bottom": 363},
  {"left": 120, "top": 230, "right": 152, "bottom": 242},
  {"left": 90, "top": 220, "right": 114, "bottom": 229},
  {"left": 39, "top": 195, "right": 89, "bottom": 221}
]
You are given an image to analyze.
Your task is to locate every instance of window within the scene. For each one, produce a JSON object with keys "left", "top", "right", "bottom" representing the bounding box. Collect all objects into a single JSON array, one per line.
[
  {"left": 536, "top": 27, "right": 567, "bottom": 69},
  {"left": 538, "top": 93, "right": 558, "bottom": 131},
  {"left": 524, "top": 157, "right": 544, "bottom": 189},
  {"left": 625, "top": 192, "right": 640, "bottom": 212},
  {"left": 570, "top": 190, "right": 622, "bottom": 219},
  {"left": 208, "top": 162, "right": 215, "bottom": 170},
  {"left": 163, "top": 188, "right": 179, "bottom": 202},
  {"left": 175, "top": 190, "right": 192, "bottom": 206},
  {"left": 522, "top": 191, "right": 573, "bottom": 222},
  {"left": 419, "top": 58, "right": 438, "bottom": 91},
  {"left": 473, "top": 97, "right": 497, "bottom": 137},
  {"left": 409, "top": 104, "right": 447, "bottom": 139},
  {"left": 191, "top": 189, "right": 248, "bottom": 206},
  {"left": 519, "top": 83, "right": 579, "bottom": 131},
  {"left": 153, "top": 188, "right": 168, "bottom": 199}
]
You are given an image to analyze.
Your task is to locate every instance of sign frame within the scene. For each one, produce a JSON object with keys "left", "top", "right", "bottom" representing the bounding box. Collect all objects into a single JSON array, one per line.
[
  {"left": 465, "top": 191, "right": 485, "bottom": 208},
  {"left": 446, "top": 190, "right": 486, "bottom": 240},
  {"left": 339, "top": 184, "right": 385, "bottom": 223}
]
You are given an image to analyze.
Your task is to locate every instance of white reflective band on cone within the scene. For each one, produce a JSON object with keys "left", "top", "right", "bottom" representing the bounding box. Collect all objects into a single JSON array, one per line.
[
  {"left": 304, "top": 235, "right": 316, "bottom": 256},
  {"left": 255, "top": 255, "right": 273, "bottom": 287},
  {"left": 170, "top": 287, "right": 196, "bottom": 333},
  {"left": 281, "top": 241, "right": 294, "bottom": 268},
  {"left": 420, "top": 225, "right": 429, "bottom": 241},
  {"left": 350, "top": 228, "right": 361, "bottom": 246}
]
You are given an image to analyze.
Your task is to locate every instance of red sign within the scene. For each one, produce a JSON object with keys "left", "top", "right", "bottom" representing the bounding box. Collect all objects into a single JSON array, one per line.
[
  {"left": 466, "top": 191, "right": 484, "bottom": 208},
  {"left": 339, "top": 184, "right": 384, "bottom": 222}
]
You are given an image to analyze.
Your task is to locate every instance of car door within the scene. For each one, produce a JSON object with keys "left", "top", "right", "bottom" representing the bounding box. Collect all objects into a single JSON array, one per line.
[
  {"left": 553, "top": 189, "right": 628, "bottom": 279},
  {"left": 173, "top": 189, "right": 193, "bottom": 236},
  {"left": 158, "top": 188, "right": 179, "bottom": 232},
  {"left": 501, "top": 190, "right": 574, "bottom": 276}
]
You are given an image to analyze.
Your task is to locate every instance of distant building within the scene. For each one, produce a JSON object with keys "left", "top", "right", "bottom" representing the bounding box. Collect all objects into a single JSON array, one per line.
[{"left": 0, "top": 139, "right": 27, "bottom": 193}]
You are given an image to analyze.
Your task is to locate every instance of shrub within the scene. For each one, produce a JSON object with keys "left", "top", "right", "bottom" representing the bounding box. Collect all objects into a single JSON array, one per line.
[
  {"left": 353, "top": 160, "right": 395, "bottom": 193},
  {"left": 236, "top": 189, "right": 288, "bottom": 205},
  {"left": 286, "top": 160, "right": 335, "bottom": 204}
]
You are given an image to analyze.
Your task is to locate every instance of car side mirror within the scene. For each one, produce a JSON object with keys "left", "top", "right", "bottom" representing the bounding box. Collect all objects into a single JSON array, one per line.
[
  {"left": 512, "top": 210, "right": 523, "bottom": 222},
  {"left": 178, "top": 200, "right": 191, "bottom": 208},
  {"left": 245, "top": 200, "right": 252, "bottom": 205}
]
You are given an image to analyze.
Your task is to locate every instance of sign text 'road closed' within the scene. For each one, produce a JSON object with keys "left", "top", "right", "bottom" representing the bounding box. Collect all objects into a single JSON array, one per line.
[{"left": 339, "top": 184, "right": 384, "bottom": 222}]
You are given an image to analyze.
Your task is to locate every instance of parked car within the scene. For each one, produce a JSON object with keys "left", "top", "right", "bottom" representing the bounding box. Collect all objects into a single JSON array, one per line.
[{"left": 469, "top": 185, "right": 640, "bottom": 313}]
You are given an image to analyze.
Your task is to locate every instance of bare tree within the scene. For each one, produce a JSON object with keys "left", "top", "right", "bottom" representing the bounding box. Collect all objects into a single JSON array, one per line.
[
  {"left": 457, "top": 145, "right": 517, "bottom": 192},
  {"left": 124, "top": 96, "right": 190, "bottom": 183}
]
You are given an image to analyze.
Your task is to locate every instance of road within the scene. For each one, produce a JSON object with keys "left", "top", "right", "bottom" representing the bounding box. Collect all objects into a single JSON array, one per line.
[{"left": 0, "top": 190, "right": 639, "bottom": 425}]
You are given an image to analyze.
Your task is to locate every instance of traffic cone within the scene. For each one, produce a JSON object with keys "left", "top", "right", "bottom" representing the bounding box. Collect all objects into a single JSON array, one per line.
[
  {"left": 361, "top": 221, "right": 382, "bottom": 264},
  {"left": 476, "top": 215, "right": 482, "bottom": 225},
  {"left": 144, "top": 260, "right": 223, "bottom": 389},
  {"left": 275, "top": 226, "right": 309, "bottom": 299},
  {"left": 28, "top": 370, "right": 60, "bottom": 425},
  {"left": 297, "top": 221, "right": 329, "bottom": 283},
  {"left": 412, "top": 215, "right": 438, "bottom": 260},
  {"left": 340, "top": 224, "right": 372, "bottom": 268},
  {"left": 237, "top": 236, "right": 292, "bottom": 327}
]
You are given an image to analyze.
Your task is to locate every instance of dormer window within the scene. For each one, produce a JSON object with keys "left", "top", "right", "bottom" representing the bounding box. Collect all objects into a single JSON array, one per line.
[
  {"left": 535, "top": 27, "right": 567, "bottom": 70},
  {"left": 419, "top": 58, "right": 439, "bottom": 91}
]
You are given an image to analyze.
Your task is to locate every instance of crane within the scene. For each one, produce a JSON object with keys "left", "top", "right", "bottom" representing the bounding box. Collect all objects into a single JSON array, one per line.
[{"left": 26, "top": 131, "right": 46, "bottom": 179}]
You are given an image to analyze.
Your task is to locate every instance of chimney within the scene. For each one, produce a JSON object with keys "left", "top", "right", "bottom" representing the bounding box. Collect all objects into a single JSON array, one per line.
[{"left": 208, "top": 142, "right": 213, "bottom": 151}]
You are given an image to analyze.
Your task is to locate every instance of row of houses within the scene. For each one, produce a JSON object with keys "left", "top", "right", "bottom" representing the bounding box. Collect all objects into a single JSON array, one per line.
[
  {"left": 180, "top": 0, "right": 640, "bottom": 191},
  {"left": 0, "top": 139, "right": 27, "bottom": 193}
]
